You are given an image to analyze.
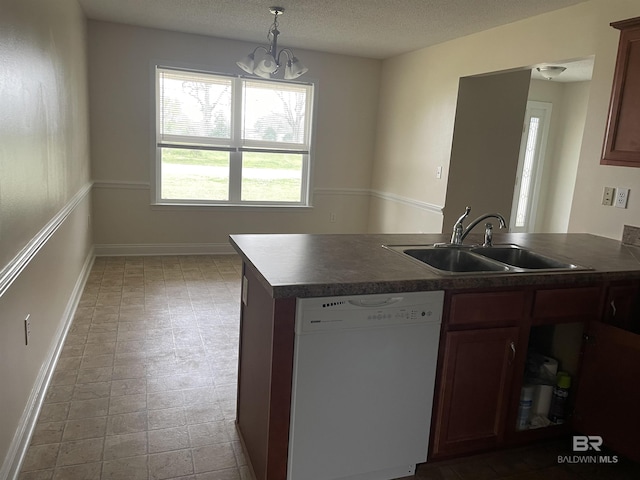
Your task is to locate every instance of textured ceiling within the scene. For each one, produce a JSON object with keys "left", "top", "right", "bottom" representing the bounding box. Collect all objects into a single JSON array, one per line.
[{"left": 77, "top": 0, "right": 590, "bottom": 59}]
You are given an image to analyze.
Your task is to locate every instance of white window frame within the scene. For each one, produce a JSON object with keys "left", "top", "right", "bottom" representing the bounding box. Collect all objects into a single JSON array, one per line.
[
  {"left": 153, "top": 65, "right": 314, "bottom": 207},
  {"left": 509, "top": 101, "right": 552, "bottom": 232}
]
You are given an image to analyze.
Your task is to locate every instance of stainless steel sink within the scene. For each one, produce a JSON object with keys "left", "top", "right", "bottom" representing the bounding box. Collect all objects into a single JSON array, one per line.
[
  {"left": 383, "top": 244, "right": 591, "bottom": 275},
  {"left": 403, "top": 247, "right": 510, "bottom": 273},
  {"left": 470, "top": 245, "right": 582, "bottom": 270}
]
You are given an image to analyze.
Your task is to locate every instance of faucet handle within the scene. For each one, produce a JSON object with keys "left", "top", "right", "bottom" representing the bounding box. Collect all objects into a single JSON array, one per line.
[
  {"left": 483, "top": 222, "right": 493, "bottom": 247},
  {"left": 454, "top": 206, "right": 471, "bottom": 226}
]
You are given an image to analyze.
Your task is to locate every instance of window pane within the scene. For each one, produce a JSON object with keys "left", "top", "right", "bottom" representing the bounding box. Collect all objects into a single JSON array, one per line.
[
  {"left": 241, "top": 152, "right": 303, "bottom": 202},
  {"left": 161, "top": 148, "right": 229, "bottom": 201},
  {"left": 242, "top": 80, "right": 309, "bottom": 145},
  {"left": 158, "top": 69, "right": 232, "bottom": 142},
  {"left": 515, "top": 116, "right": 540, "bottom": 228}
]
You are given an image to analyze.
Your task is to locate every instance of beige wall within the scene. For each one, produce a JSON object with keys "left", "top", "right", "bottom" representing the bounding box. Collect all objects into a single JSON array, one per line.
[
  {"left": 88, "top": 21, "right": 380, "bottom": 252},
  {"left": 0, "top": 0, "right": 93, "bottom": 476},
  {"left": 371, "top": 0, "right": 640, "bottom": 240},
  {"left": 442, "top": 70, "right": 531, "bottom": 230}
]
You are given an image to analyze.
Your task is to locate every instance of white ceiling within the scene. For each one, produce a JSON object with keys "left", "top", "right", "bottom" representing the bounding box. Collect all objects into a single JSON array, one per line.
[{"left": 77, "top": 0, "right": 590, "bottom": 60}]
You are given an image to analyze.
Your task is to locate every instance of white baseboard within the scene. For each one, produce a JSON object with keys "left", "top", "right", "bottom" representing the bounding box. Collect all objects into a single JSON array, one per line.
[
  {"left": 94, "top": 243, "right": 236, "bottom": 256},
  {"left": 2, "top": 248, "right": 95, "bottom": 480}
]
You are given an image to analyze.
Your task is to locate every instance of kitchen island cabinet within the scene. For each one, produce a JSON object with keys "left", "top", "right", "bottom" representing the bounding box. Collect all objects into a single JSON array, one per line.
[
  {"left": 230, "top": 233, "right": 640, "bottom": 479},
  {"left": 573, "top": 280, "right": 640, "bottom": 462}
]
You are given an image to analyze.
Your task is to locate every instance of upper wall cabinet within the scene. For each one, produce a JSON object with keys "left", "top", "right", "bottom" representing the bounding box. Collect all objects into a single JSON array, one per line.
[{"left": 602, "top": 17, "right": 640, "bottom": 167}]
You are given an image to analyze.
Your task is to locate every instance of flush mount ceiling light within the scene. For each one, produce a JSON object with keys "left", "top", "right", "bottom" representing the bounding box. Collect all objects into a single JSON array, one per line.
[
  {"left": 236, "top": 6, "right": 308, "bottom": 80},
  {"left": 536, "top": 66, "right": 567, "bottom": 80}
]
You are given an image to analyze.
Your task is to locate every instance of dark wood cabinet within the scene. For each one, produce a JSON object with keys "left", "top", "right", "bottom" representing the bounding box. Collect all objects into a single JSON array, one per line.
[
  {"left": 431, "top": 290, "right": 526, "bottom": 458},
  {"left": 572, "top": 281, "right": 640, "bottom": 462},
  {"left": 431, "top": 286, "right": 606, "bottom": 460},
  {"left": 431, "top": 326, "right": 520, "bottom": 458},
  {"left": 573, "top": 321, "right": 640, "bottom": 462},
  {"left": 602, "top": 16, "right": 640, "bottom": 167}
]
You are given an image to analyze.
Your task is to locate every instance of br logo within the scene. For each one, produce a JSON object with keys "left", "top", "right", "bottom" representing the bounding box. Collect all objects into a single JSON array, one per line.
[{"left": 573, "top": 435, "right": 603, "bottom": 452}]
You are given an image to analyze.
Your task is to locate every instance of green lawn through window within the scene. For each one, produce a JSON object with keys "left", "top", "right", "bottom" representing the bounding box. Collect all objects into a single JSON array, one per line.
[{"left": 161, "top": 148, "right": 303, "bottom": 202}]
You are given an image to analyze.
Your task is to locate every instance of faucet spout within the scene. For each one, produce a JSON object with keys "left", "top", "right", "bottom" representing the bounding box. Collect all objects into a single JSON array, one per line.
[{"left": 460, "top": 213, "right": 507, "bottom": 243}]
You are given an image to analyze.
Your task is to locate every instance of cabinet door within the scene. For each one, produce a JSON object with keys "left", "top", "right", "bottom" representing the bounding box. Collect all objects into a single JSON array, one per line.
[
  {"left": 602, "top": 17, "right": 640, "bottom": 167},
  {"left": 431, "top": 327, "right": 519, "bottom": 458},
  {"left": 573, "top": 321, "right": 640, "bottom": 462}
]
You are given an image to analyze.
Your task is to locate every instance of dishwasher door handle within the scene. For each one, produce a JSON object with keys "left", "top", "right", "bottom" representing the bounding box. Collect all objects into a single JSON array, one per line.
[{"left": 348, "top": 297, "right": 404, "bottom": 308}]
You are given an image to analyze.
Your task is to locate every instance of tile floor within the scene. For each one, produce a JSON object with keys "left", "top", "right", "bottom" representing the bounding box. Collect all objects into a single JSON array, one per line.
[
  {"left": 19, "top": 255, "right": 247, "bottom": 480},
  {"left": 18, "top": 254, "right": 640, "bottom": 480}
]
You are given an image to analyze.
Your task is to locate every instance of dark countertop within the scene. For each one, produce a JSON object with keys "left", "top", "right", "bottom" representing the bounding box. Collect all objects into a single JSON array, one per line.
[{"left": 229, "top": 233, "right": 640, "bottom": 298}]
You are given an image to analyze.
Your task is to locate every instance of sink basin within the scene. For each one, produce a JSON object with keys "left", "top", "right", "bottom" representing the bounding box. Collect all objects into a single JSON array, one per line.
[
  {"left": 471, "top": 245, "right": 582, "bottom": 270},
  {"left": 383, "top": 244, "right": 591, "bottom": 275},
  {"left": 403, "top": 247, "right": 510, "bottom": 273}
]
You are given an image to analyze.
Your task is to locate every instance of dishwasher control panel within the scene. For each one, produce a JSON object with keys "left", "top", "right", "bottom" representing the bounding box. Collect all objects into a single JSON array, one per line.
[{"left": 296, "top": 290, "right": 444, "bottom": 333}]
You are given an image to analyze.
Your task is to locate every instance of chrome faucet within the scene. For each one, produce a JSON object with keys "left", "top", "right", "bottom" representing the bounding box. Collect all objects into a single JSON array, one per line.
[{"left": 450, "top": 207, "right": 507, "bottom": 245}]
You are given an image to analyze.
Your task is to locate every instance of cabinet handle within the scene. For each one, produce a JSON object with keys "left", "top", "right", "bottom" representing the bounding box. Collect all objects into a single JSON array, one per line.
[
  {"left": 610, "top": 300, "right": 617, "bottom": 317},
  {"left": 509, "top": 341, "right": 516, "bottom": 365}
]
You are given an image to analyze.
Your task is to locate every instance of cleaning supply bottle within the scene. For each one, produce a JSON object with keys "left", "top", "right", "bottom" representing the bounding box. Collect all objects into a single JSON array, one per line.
[
  {"left": 517, "top": 385, "right": 534, "bottom": 430},
  {"left": 548, "top": 372, "right": 571, "bottom": 424}
]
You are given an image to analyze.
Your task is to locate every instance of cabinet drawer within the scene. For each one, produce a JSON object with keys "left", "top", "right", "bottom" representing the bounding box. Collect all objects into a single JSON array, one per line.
[
  {"left": 532, "top": 286, "right": 602, "bottom": 323},
  {"left": 448, "top": 291, "right": 527, "bottom": 328}
]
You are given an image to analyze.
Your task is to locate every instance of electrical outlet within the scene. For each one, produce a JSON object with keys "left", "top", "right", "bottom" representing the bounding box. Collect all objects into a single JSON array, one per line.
[
  {"left": 329, "top": 212, "right": 337, "bottom": 223},
  {"left": 615, "top": 187, "right": 629, "bottom": 209},
  {"left": 24, "top": 314, "right": 31, "bottom": 345},
  {"left": 602, "top": 187, "right": 615, "bottom": 206},
  {"left": 436, "top": 166, "right": 443, "bottom": 179}
]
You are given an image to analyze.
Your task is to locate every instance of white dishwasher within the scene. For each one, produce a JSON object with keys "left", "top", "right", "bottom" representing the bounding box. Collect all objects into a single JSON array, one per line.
[{"left": 288, "top": 290, "right": 444, "bottom": 480}]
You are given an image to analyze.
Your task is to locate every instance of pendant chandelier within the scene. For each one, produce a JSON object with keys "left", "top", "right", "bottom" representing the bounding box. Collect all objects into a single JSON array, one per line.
[{"left": 236, "top": 6, "right": 308, "bottom": 80}]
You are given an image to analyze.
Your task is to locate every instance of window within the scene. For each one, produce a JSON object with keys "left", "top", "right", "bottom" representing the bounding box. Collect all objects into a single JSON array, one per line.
[{"left": 155, "top": 67, "right": 314, "bottom": 206}]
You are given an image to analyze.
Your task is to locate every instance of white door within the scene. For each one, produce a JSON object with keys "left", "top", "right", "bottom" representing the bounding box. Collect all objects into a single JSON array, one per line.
[{"left": 510, "top": 101, "right": 552, "bottom": 233}]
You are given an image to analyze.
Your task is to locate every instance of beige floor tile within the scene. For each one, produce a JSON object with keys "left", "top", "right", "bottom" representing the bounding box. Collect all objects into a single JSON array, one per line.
[
  {"left": 148, "top": 407, "right": 187, "bottom": 430},
  {"left": 18, "top": 469, "right": 54, "bottom": 480},
  {"left": 188, "top": 422, "right": 229, "bottom": 447},
  {"left": 192, "top": 443, "right": 236, "bottom": 474},
  {"left": 110, "top": 377, "right": 147, "bottom": 397},
  {"left": 196, "top": 468, "right": 241, "bottom": 480},
  {"left": 21, "top": 443, "right": 60, "bottom": 472},
  {"left": 102, "top": 454, "right": 148, "bottom": 480},
  {"left": 148, "top": 426, "right": 190, "bottom": 454},
  {"left": 107, "top": 411, "right": 148, "bottom": 435},
  {"left": 62, "top": 417, "right": 107, "bottom": 441},
  {"left": 149, "top": 449, "right": 194, "bottom": 480},
  {"left": 67, "top": 398, "right": 109, "bottom": 420},
  {"left": 56, "top": 437, "right": 103, "bottom": 466},
  {"left": 76, "top": 366, "right": 113, "bottom": 384},
  {"left": 52, "top": 462, "right": 101, "bottom": 480},
  {"left": 37, "top": 403, "right": 70, "bottom": 423},
  {"left": 30, "top": 422, "right": 65, "bottom": 446},
  {"left": 108, "top": 393, "right": 147, "bottom": 415},
  {"left": 112, "top": 363, "right": 146, "bottom": 379},
  {"left": 104, "top": 431, "right": 148, "bottom": 460},
  {"left": 51, "top": 370, "right": 80, "bottom": 386},
  {"left": 72, "top": 381, "right": 111, "bottom": 401},
  {"left": 185, "top": 403, "right": 224, "bottom": 425},
  {"left": 147, "top": 390, "right": 184, "bottom": 410},
  {"left": 44, "top": 385, "right": 74, "bottom": 404}
]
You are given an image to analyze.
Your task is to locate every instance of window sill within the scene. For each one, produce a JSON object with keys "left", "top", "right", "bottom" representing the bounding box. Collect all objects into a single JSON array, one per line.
[{"left": 150, "top": 202, "right": 313, "bottom": 211}]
